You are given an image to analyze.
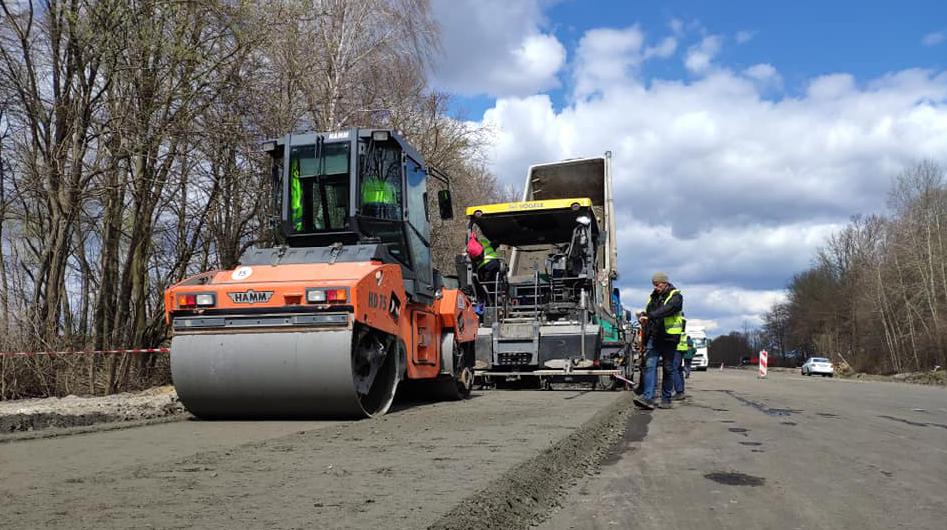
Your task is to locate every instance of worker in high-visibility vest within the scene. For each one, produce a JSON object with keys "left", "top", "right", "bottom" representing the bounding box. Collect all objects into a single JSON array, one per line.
[
  {"left": 634, "top": 271, "right": 684, "bottom": 411},
  {"left": 683, "top": 335, "right": 696, "bottom": 378},
  {"left": 672, "top": 318, "right": 689, "bottom": 398},
  {"left": 290, "top": 159, "right": 304, "bottom": 231},
  {"left": 361, "top": 175, "right": 399, "bottom": 219},
  {"left": 467, "top": 232, "right": 501, "bottom": 304}
]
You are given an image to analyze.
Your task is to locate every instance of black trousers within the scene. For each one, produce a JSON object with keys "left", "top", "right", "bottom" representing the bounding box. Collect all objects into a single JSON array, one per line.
[{"left": 477, "top": 259, "right": 501, "bottom": 303}]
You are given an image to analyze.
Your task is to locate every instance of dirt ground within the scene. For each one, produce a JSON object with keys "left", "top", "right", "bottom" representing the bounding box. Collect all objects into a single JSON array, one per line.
[
  {"left": 0, "top": 386, "right": 184, "bottom": 434},
  {"left": 0, "top": 389, "right": 631, "bottom": 529}
]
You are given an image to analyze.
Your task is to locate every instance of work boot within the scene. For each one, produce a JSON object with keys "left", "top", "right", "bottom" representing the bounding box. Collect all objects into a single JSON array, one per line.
[
  {"left": 633, "top": 396, "right": 656, "bottom": 410},
  {"left": 671, "top": 392, "right": 688, "bottom": 401},
  {"left": 657, "top": 400, "right": 673, "bottom": 409}
]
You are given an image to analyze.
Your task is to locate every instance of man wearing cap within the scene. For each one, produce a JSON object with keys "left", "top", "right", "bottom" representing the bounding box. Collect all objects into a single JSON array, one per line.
[{"left": 634, "top": 272, "right": 684, "bottom": 410}]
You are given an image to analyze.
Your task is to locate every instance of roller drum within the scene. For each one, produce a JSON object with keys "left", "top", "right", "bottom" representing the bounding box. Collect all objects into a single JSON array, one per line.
[{"left": 171, "top": 330, "right": 398, "bottom": 419}]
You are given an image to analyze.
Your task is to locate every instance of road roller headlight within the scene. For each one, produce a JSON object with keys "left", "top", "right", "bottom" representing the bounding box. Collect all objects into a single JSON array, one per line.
[
  {"left": 306, "top": 288, "right": 348, "bottom": 304},
  {"left": 307, "top": 289, "right": 327, "bottom": 303},
  {"left": 195, "top": 293, "right": 215, "bottom": 307}
]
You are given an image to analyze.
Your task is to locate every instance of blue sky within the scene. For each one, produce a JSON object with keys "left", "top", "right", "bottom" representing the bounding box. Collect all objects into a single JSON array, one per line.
[
  {"left": 429, "top": 0, "right": 947, "bottom": 335},
  {"left": 446, "top": 0, "right": 947, "bottom": 119}
]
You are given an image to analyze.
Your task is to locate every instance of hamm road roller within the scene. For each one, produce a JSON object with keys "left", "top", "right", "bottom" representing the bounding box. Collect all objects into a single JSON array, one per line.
[{"left": 165, "top": 129, "right": 478, "bottom": 418}]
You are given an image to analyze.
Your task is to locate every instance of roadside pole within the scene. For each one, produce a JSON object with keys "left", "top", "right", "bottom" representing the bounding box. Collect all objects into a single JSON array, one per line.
[{"left": 759, "top": 350, "right": 768, "bottom": 378}]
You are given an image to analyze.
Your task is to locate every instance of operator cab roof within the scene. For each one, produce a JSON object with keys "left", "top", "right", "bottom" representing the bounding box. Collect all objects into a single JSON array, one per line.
[
  {"left": 260, "top": 128, "right": 425, "bottom": 164},
  {"left": 466, "top": 198, "right": 597, "bottom": 247}
]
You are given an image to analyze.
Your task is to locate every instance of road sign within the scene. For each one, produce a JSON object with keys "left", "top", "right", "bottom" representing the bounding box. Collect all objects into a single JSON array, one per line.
[{"left": 759, "top": 350, "right": 768, "bottom": 378}]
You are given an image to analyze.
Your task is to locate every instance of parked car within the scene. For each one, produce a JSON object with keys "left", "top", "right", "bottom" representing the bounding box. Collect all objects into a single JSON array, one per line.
[{"left": 802, "top": 357, "right": 834, "bottom": 377}]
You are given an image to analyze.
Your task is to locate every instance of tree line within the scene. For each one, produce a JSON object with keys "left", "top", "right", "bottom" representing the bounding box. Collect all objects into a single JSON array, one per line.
[
  {"left": 0, "top": 0, "right": 503, "bottom": 398},
  {"left": 757, "top": 161, "right": 947, "bottom": 374}
]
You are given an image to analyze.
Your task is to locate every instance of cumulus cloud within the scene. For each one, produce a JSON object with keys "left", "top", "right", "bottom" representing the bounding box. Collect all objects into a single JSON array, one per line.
[
  {"left": 430, "top": 0, "right": 565, "bottom": 97},
  {"left": 922, "top": 31, "right": 945, "bottom": 46},
  {"left": 620, "top": 285, "right": 787, "bottom": 333},
  {"left": 573, "top": 26, "right": 645, "bottom": 97},
  {"left": 476, "top": 30, "right": 947, "bottom": 332},
  {"left": 735, "top": 30, "right": 756, "bottom": 44},
  {"left": 644, "top": 36, "right": 678, "bottom": 60},
  {"left": 743, "top": 63, "right": 782, "bottom": 89},
  {"left": 572, "top": 26, "right": 680, "bottom": 98},
  {"left": 684, "top": 35, "right": 723, "bottom": 74}
]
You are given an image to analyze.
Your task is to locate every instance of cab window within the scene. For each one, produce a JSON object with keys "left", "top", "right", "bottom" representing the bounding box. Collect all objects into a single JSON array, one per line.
[
  {"left": 358, "top": 141, "right": 403, "bottom": 220},
  {"left": 289, "top": 143, "right": 350, "bottom": 232}
]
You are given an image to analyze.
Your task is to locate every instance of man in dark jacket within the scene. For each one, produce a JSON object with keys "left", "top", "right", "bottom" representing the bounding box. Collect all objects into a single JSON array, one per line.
[{"left": 634, "top": 272, "right": 684, "bottom": 410}]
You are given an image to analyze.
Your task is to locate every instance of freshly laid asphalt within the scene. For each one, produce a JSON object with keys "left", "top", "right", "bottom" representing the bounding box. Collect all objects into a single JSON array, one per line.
[{"left": 540, "top": 368, "right": 947, "bottom": 530}]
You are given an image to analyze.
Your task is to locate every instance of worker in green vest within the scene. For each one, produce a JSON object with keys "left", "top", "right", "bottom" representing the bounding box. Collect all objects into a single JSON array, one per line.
[
  {"left": 289, "top": 159, "right": 304, "bottom": 231},
  {"left": 634, "top": 271, "right": 684, "bottom": 411},
  {"left": 683, "top": 335, "right": 696, "bottom": 378},
  {"left": 361, "top": 175, "right": 399, "bottom": 219},
  {"left": 672, "top": 318, "right": 689, "bottom": 398},
  {"left": 467, "top": 232, "right": 501, "bottom": 304}
]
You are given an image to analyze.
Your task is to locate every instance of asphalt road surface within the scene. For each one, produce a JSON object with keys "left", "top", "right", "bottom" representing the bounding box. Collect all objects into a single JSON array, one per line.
[
  {"left": 540, "top": 369, "right": 947, "bottom": 530},
  {"left": 0, "top": 389, "right": 625, "bottom": 529}
]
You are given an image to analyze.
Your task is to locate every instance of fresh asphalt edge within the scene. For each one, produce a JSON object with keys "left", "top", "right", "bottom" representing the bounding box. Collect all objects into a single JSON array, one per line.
[
  {"left": 428, "top": 390, "right": 639, "bottom": 530},
  {"left": 0, "top": 412, "right": 190, "bottom": 444}
]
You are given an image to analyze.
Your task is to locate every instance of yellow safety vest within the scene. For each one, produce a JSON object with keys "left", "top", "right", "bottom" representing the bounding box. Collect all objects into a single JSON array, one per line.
[
  {"left": 362, "top": 177, "right": 397, "bottom": 205},
  {"left": 677, "top": 318, "right": 689, "bottom": 351},
  {"left": 290, "top": 159, "right": 303, "bottom": 231},
  {"left": 646, "top": 288, "right": 684, "bottom": 336},
  {"left": 478, "top": 239, "right": 497, "bottom": 269}
]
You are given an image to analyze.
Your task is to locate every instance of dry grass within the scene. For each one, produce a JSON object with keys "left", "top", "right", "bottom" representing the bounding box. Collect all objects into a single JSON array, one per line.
[{"left": 0, "top": 352, "right": 171, "bottom": 400}]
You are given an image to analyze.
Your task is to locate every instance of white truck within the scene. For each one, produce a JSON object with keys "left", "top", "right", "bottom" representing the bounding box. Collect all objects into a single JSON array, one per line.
[{"left": 687, "top": 326, "right": 709, "bottom": 371}]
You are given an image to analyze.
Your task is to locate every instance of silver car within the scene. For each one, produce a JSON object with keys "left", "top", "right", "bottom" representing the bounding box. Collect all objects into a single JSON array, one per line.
[{"left": 802, "top": 357, "right": 834, "bottom": 377}]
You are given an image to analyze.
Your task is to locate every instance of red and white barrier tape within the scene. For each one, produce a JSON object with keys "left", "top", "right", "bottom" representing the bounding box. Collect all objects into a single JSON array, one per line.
[{"left": 0, "top": 348, "right": 169, "bottom": 357}]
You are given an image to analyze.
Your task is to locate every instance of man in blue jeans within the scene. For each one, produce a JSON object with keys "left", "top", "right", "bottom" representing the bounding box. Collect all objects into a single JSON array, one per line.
[{"left": 634, "top": 272, "right": 684, "bottom": 410}]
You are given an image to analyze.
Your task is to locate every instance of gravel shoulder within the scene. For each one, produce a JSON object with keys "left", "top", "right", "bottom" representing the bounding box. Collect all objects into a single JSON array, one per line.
[
  {"left": 0, "top": 386, "right": 184, "bottom": 436},
  {"left": 0, "top": 389, "right": 631, "bottom": 529}
]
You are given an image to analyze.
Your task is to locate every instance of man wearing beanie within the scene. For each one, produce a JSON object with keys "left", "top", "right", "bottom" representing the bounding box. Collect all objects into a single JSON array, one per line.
[{"left": 634, "top": 271, "right": 684, "bottom": 410}]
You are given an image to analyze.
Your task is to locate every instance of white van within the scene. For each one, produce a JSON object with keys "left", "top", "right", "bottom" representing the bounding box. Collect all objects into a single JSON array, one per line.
[{"left": 687, "top": 327, "right": 709, "bottom": 371}]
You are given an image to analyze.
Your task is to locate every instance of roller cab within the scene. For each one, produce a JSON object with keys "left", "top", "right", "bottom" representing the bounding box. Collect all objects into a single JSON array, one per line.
[{"left": 165, "top": 129, "right": 477, "bottom": 418}]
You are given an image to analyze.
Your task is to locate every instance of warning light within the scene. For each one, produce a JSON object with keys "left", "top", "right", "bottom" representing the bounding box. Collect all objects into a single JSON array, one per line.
[
  {"left": 327, "top": 289, "right": 347, "bottom": 302},
  {"left": 306, "top": 288, "right": 348, "bottom": 304},
  {"left": 177, "top": 294, "right": 197, "bottom": 308}
]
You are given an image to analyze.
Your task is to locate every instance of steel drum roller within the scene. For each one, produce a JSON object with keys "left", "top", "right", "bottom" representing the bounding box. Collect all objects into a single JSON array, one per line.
[{"left": 171, "top": 330, "right": 398, "bottom": 419}]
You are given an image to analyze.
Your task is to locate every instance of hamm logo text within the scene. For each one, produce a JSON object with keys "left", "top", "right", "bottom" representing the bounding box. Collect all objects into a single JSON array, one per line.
[{"left": 227, "top": 290, "right": 274, "bottom": 304}]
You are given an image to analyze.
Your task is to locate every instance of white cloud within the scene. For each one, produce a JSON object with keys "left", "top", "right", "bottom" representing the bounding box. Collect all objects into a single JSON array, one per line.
[
  {"left": 430, "top": 0, "right": 565, "bottom": 97},
  {"left": 573, "top": 26, "right": 645, "bottom": 97},
  {"left": 619, "top": 283, "right": 787, "bottom": 336},
  {"left": 684, "top": 35, "right": 723, "bottom": 74},
  {"left": 644, "top": 36, "right": 678, "bottom": 60},
  {"left": 572, "top": 27, "right": 680, "bottom": 98},
  {"left": 743, "top": 63, "right": 782, "bottom": 89},
  {"left": 806, "top": 73, "right": 856, "bottom": 99},
  {"left": 735, "top": 30, "right": 756, "bottom": 44},
  {"left": 473, "top": 26, "right": 947, "bottom": 331},
  {"left": 922, "top": 31, "right": 945, "bottom": 46}
]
